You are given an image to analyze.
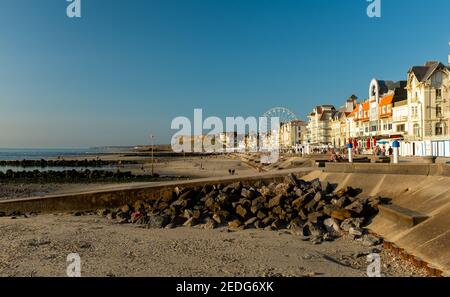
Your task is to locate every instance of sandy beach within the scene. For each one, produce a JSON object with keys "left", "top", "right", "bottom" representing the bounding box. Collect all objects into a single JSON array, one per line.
[{"left": 0, "top": 213, "right": 429, "bottom": 277}]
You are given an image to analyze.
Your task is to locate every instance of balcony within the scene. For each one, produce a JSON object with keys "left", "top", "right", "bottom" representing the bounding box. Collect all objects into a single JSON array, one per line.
[{"left": 393, "top": 116, "right": 408, "bottom": 123}]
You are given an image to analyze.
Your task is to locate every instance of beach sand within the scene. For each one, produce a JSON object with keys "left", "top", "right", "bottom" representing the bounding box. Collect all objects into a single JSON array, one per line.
[{"left": 0, "top": 213, "right": 429, "bottom": 277}]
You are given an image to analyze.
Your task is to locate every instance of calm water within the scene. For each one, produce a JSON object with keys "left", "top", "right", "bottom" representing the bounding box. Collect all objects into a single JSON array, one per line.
[
  {"left": 0, "top": 148, "right": 105, "bottom": 161},
  {"left": 0, "top": 165, "right": 118, "bottom": 173}
]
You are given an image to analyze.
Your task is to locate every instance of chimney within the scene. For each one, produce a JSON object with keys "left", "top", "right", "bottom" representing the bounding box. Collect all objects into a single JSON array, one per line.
[{"left": 425, "top": 61, "right": 439, "bottom": 67}]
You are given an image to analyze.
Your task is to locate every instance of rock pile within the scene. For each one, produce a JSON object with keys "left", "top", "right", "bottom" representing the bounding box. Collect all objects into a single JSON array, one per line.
[
  {"left": 98, "top": 174, "right": 388, "bottom": 245},
  {"left": 0, "top": 169, "right": 160, "bottom": 183},
  {"left": 0, "top": 159, "right": 138, "bottom": 167}
]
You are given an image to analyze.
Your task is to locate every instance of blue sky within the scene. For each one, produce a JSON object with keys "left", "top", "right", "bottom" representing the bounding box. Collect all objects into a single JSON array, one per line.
[{"left": 0, "top": 0, "right": 449, "bottom": 147}]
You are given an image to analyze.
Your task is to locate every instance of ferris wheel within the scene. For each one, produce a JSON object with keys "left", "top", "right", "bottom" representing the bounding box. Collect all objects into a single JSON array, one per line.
[{"left": 261, "top": 107, "right": 298, "bottom": 130}]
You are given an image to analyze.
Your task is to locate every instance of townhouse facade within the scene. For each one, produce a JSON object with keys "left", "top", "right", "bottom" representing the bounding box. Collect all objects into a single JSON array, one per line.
[
  {"left": 300, "top": 60, "right": 450, "bottom": 157},
  {"left": 279, "top": 120, "right": 307, "bottom": 151},
  {"left": 306, "top": 105, "right": 336, "bottom": 147}
]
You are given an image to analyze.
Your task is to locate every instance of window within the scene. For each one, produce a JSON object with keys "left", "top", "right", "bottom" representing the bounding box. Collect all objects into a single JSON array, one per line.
[
  {"left": 436, "top": 89, "right": 442, "bottom": 100},
  {"left": 388, "top": 123, "right": 392, "bottom": 130},
  {"left": 387, "top": 105, "right": 391, "bottom": 113},
  {"left": 397, "top": 124, "right": 405, "bottom": 132},
  {"left": 413, "top": 124, "right": 420, "bottom": 137},
  {"left": 435, "top": 123, "right": 443, "bottom": 136},
  {"left": 436, "top": 104, "right": 442, "bottom": 117},
  {"left": 411, "top": 106, "right": 418, "bottom": 118},
  {"left": 382, "top": 106, "right": 386, "bottom": 114}
]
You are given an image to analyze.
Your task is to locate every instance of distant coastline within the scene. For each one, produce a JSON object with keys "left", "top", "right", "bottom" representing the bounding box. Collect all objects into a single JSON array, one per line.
[{"left": 0, "top": 148, "right": 120, "bottom": 161}]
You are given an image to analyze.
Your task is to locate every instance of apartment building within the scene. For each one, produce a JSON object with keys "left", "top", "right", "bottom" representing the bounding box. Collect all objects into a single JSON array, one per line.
[
  {"left": 306, "top": 105, "right": 336, "bottom": 147},
  {"left": 406, "top": 61, "right": 450, "bottom": 139},
  {"left": 279, "top": 120, "right": 307, "bottom": 151}
]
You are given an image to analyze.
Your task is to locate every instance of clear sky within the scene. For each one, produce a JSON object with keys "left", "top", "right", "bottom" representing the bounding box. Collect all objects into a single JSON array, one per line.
[{"left": 0, "top": 0, "right": 449, "bottom": 148}]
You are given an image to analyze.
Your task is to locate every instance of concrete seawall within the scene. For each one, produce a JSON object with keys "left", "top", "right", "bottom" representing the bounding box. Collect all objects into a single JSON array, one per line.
[
  {"left": 324, "top": 162, "right": 450, "bottom": 177},
  {"left": 1, "top": 164, "right": 449, "bottom": 274}
]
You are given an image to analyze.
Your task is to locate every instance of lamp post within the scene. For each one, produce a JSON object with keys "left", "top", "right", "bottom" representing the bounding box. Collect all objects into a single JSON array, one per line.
[{"left": 150, "top": 134, "right": 155, "bottom": 176}]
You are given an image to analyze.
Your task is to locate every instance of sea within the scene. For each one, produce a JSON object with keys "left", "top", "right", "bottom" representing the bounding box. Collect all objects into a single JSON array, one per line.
[{"left": 0, "top": 148, "right": 106, "bottom": 161}]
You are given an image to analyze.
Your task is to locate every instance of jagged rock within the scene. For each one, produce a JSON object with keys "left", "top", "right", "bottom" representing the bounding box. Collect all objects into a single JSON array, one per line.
[
  {"left": 362, "top": 234, "right": 382, "bottom": 246},
  {"left": 238, "top": 198, "right": 252, "bottom": 208},
  {"left": 201, "top": 184, "right": 214, "bottom": 195},
  {"left": 254, "top": 220, "right": 265, "bottom": 229},
  {"left": 223, "top": 182, "right": 242, "bottom": 193},
  {"left": 284, "top": 173, "right": 299, "bottom": 186},
  {"left": 298, "top": 209, "right": 308, "bottom": 220},
  {"left": 340, "top": 218, "right": 364, "bottom": 231},
  {"left": 323, "top": 218, "right": 342, "bottom": 235},
  {"left": 348, "top": 227, "right": 363, "bottom": 237},
  {"left": 310, "top": 179, "right": 322, "bottom": 192},
  {"left": 345, "top": 200, "right": 365, "bottom": 215},
  {"left": 329, "top": 208, "right": 352, "bottom": 221},
  {"left": 178, "top": 189, "right": 195, "bottom": 201},
  {"left": 165, "top": 223, "right": 176, "bottom": 229},
  {"left": 250, "top": 203, "right": 263, "bottom": 214},
  {"left": 202, "top": 219, "right": 216, "bottom": 230},
  {"left": 244, "top": 217, "right": 258, "bottom": 227},
  {"left": 212, "top": 213, "right": 222, "bottom": 224},
  {"left": 310, "top": 235, "right": 323, "bottom": 245},
  {"left": 183, "top": 217, "right": 197, "bottom": 227},
  {"left": 304, "top": 222, "right": 324, "bottom": 237},
  {"left": 271, "top": 220, "right": 284, "bottom": 230},
  {"left": 241, "top": 188, "right": 255, "bottom": 199},
  {"left": 292, "top": 197, "right": 306, "bottom": 209},
  {"left": 192, "top": 209, "right": 201, "bottom": 220},
  {"left": 147, "top": 215, "right": 169, "bottom": 228},
  {"left": 262, "top": 217, "right": 273, "bottom": 226},
  {"left": 256, "top": 210, "right": 267, "bottom": 220},
  {"left": 174, "top": 186, "right": 184, "bottom": 196},
  {"left": 323, "top": 233, "right": 335, "bottom": 242},
  {"left": 258, "top": 186, "right": 272, "bottom": 197},
  {"left": 332, "top": 196, "right": 350, "bottom": 208},
  {"left": 315, "top": 201, "right": 326, "bottom": 212},
  {"left": 274, "top": 183, "right": 290, "bottom": 196},
  {"left": 288, "top": 220, "right": 303, "bottom": 236},
  {"left": 228, "top": 219, "right": 243, "bottom": 229},
  {"left": 171, "top": 198, "right": 189, "bottom": 210},
  {"left": 92, "top": 174, "right": 385, "bottom": 236},
  {"left": 171, "top": 215, "right": 188, "bottom": 226},
  {"left": 272, "top": 206, "right": 284, "bottom": 215},
  {"left": 236, "top": 205, "right": 248, "bottom": 219},
  {"left": 268, "top": 195, "right": 284, "bottom": 208},
  {"left": 307, "top": 211, "right": 324, "bottom": 224},
  {"left": 183, "top": 209, "right": 193, "bottom": 219}
]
